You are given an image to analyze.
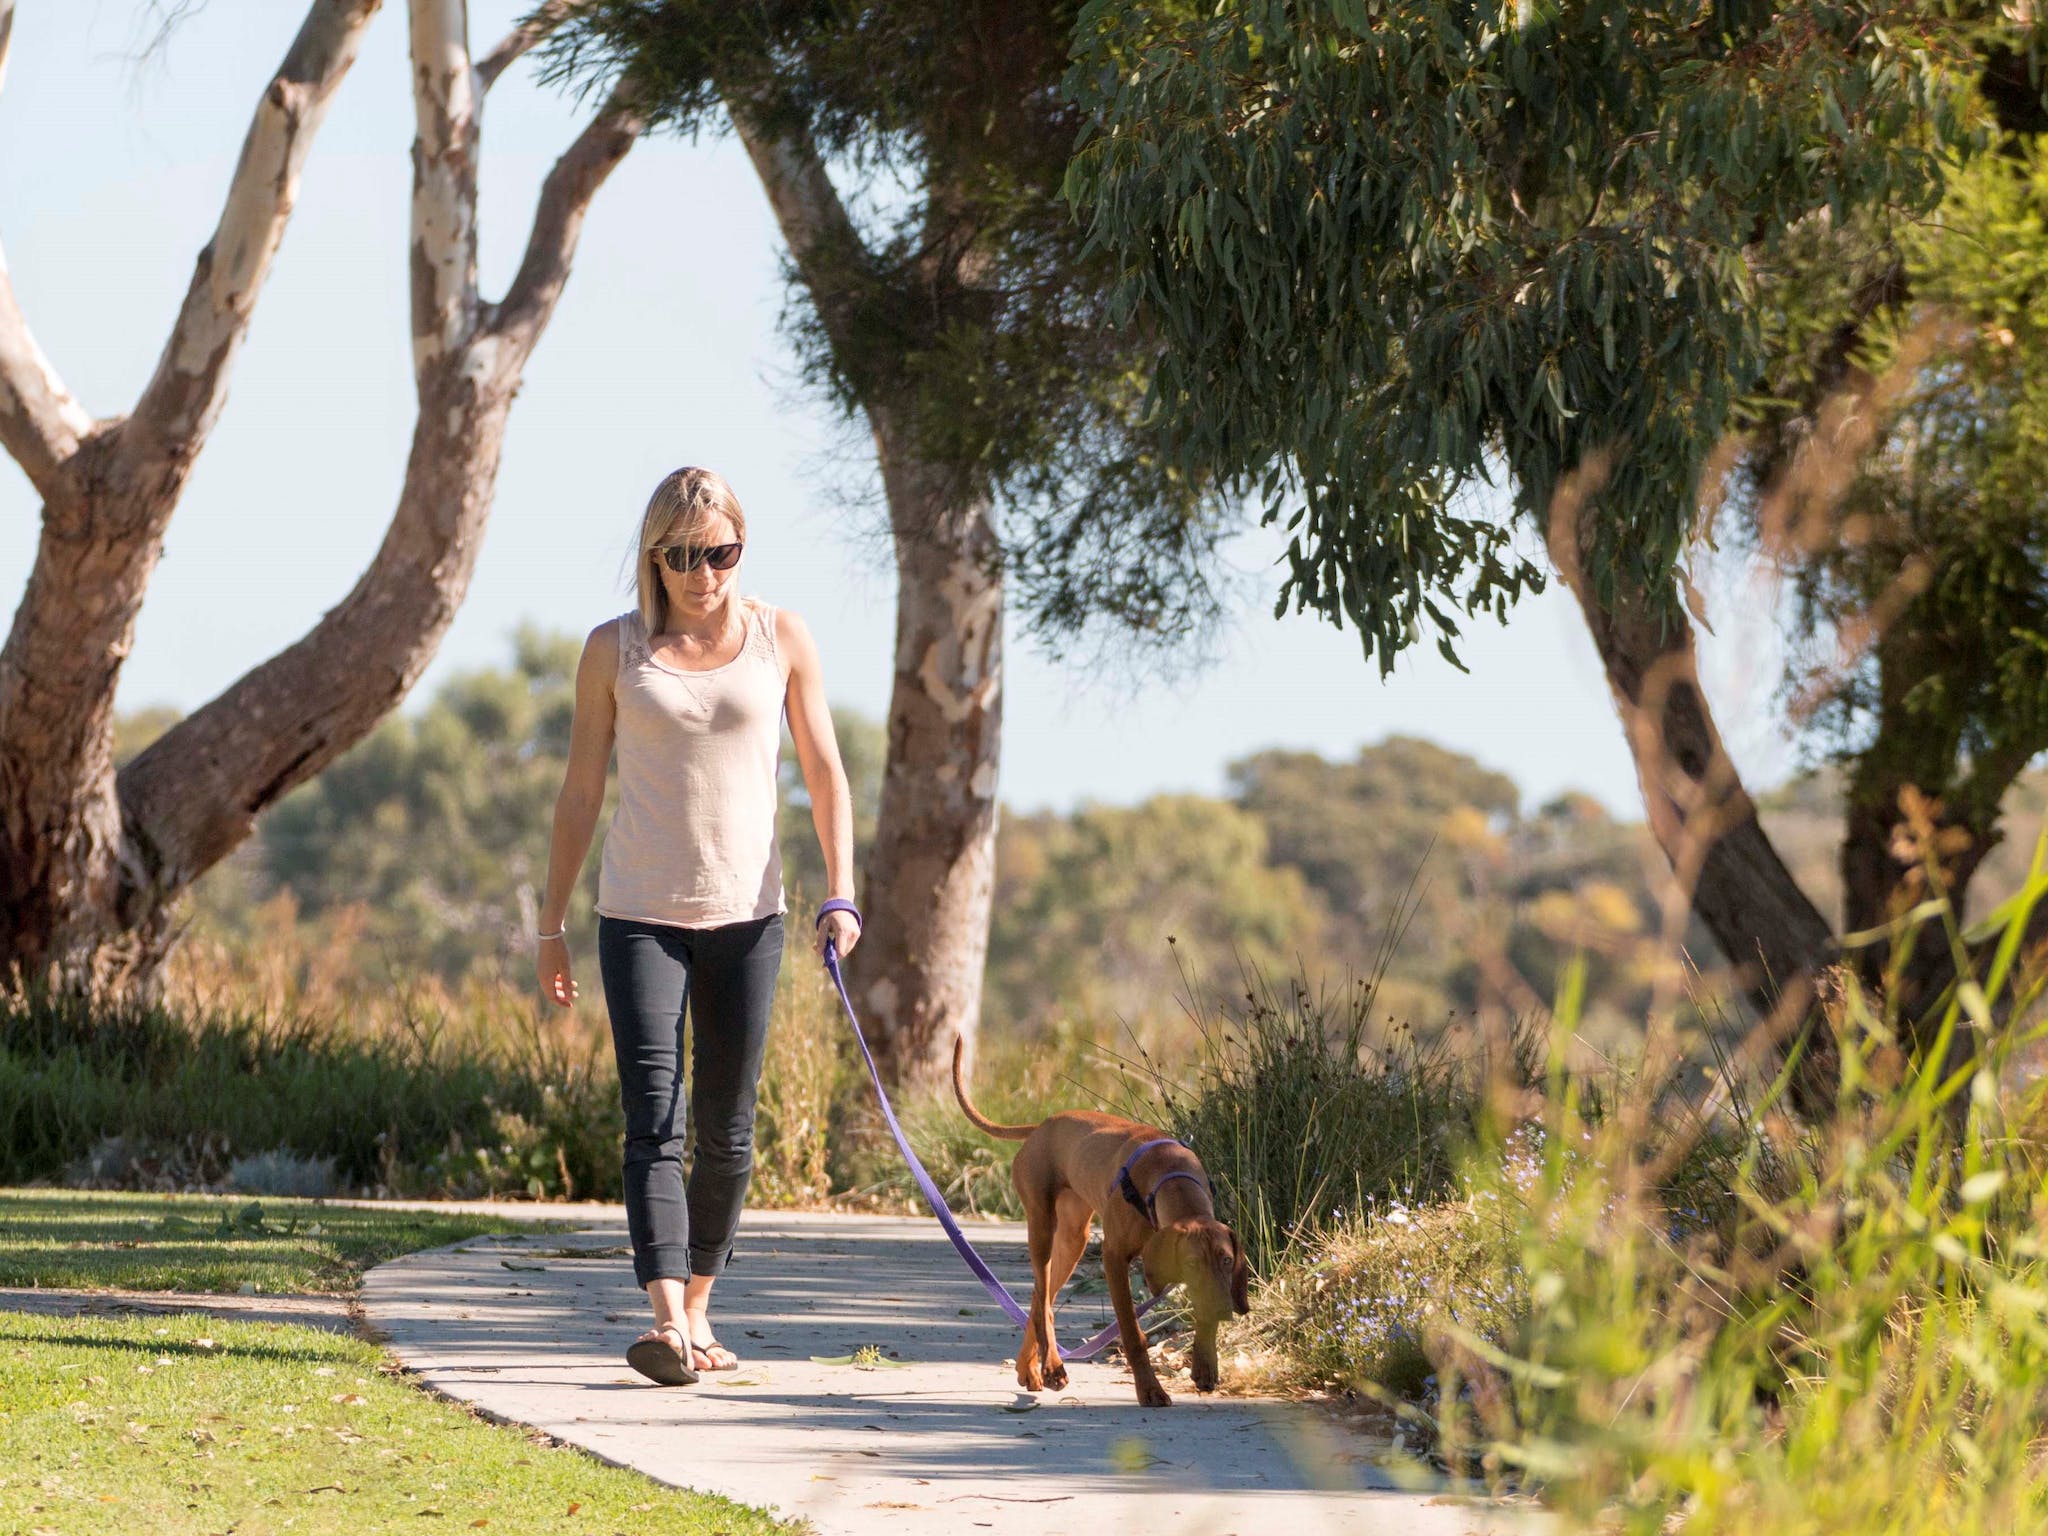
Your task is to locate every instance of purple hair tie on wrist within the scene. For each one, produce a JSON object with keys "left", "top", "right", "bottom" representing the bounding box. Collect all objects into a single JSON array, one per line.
[{"left": 815, "top": 898, "right": 862, "bottom": 930}]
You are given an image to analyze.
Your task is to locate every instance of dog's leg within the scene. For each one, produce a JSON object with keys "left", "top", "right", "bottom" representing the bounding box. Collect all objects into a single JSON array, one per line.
[
  {"left": 1037, "top": 1191, "right": 1091, "bottom": 1391},
  {"left": 1019, "top": 1213, "right": 1058, "bottom": 1392},
  {"left": 1105, "top": 1243, "right": 1171, "bottom": 1408}
]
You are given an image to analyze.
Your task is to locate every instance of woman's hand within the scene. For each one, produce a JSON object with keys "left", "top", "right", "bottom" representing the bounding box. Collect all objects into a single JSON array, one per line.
[
  {"left": 816, "top": 908, "right": 861, "bottom": 963},
  {"left": 537, "top": 934, "right": 579, "bottom": 1008}
]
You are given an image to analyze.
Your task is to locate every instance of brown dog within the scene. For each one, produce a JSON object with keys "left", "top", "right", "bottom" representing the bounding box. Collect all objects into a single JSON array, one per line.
[{"left": 952, "top": 1037, "right": 1250, "bottom": 1406}]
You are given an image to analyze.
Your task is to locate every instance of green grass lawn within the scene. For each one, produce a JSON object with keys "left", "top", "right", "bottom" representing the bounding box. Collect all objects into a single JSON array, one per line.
[
  {"left": 0, "top": 1309, "right": 786, "bottom": 1535},
  {"left": 0, "top": 1191, "right": 796, "bottom": 1534},
  {"left": 0, "top": 1190, "right": 557, "bottom": 1293}
]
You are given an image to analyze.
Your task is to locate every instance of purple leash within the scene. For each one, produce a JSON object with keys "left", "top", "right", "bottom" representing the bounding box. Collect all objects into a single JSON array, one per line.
[{"left": 817, "top": 911, "right": 1163, "bottom": 1362}]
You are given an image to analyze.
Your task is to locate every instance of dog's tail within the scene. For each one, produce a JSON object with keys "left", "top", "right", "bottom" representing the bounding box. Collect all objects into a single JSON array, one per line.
[{"left": 952, "top": 1034, "right": 1039, "bottom": 1141}]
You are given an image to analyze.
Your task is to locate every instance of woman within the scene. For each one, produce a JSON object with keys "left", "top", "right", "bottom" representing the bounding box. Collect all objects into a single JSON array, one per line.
[{"left": 534, "top": 466, "right": 861, "bottom": 1385}]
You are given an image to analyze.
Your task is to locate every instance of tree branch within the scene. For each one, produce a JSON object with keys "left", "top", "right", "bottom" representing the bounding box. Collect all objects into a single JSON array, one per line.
[
  {"left": 0, "top": 2, "right": 96, "bottom": 495},
  {"left": 488, "top": 78, "right": 644, "bottom": 354},
  {"left": 121, "top": 0, "right": 381, "bottom": 467},
  {"left": 476, "top": 0, "right": 592, "bottom": 91},
  {"left": 726, "top": 94, "right": 872, "bottom": 363},
  {"left": 408, "top": 0, "right": 480, "bottom": 376},
  {"left": 0, "top": 243, "right": 95, "bottom": 497},
  {"left": 120, "top": 16, "right": 645, "bottom": 899}
]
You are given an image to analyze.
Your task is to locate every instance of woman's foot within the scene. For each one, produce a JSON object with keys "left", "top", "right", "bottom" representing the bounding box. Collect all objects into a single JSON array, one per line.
[
  {"left": 625, "top": 1321, "right": 699, "bottom": 1386},
  {"left": 684, "top": 1308, "right": 741, "bottom": 1371}
]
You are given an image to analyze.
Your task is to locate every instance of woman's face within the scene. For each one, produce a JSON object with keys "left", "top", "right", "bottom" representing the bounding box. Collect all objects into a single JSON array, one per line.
[{"left": 655, "top": 511, "right": 741, "bottom": 623}]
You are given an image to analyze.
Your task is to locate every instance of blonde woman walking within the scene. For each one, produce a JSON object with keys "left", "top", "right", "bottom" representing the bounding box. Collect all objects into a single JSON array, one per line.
[{"left": 534, "top": 466, "right": 862, "bottom": 1385}]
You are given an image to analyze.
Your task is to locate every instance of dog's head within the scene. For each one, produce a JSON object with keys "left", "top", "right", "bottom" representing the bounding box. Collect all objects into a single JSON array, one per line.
[
  {"left": 1142, "top": 1217, "right": 1251, "bottom": 1321},
  {"left": 1143, "top": 1217, "right": 1250, "bottom": 1394}
]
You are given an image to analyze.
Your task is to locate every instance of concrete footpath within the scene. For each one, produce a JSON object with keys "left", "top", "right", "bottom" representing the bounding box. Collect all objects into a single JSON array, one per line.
[{"left": 362, "top": 1209, "right": 1532, "bottom": 1536}]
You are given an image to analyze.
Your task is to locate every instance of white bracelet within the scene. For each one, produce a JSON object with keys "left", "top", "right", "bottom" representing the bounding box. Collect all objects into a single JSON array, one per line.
[{"left": 536, "top": 927, "right": 565, "bottom": 941}]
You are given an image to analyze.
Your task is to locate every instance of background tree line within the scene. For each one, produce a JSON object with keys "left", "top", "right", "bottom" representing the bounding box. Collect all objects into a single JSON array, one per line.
[{"left": 117, "top": 642, "right": 2048, "bottom": 1058}]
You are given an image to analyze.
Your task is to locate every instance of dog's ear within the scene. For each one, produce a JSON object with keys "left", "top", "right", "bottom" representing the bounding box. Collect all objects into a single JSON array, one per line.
[
  {"left": 1140, "top": 1228, "right": 1179, "bottom": 1293},
  {"left": 1227, "top": 1228, "right": 1251, "bottom": 1316}
]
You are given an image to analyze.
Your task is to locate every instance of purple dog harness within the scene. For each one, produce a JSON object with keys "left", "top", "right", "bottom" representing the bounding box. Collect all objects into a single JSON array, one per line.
[{"left": 816, "top": 900, "right": 1169, "bottom": 1361}]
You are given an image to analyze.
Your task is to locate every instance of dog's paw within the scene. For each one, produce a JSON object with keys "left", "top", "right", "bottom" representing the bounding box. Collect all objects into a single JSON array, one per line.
[
  {"left": 1043, "top": 1359, "right": 1068, "bottom": 1390},
  {"left": 1017, "top": 1363, "right": 1046, "bottom": 1392},
  {"left": 1135, "top": 1378, "right": 1173, "bottom": 1409}
]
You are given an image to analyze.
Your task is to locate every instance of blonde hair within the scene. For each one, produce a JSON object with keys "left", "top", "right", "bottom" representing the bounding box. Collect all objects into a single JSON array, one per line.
[{"left": 631, "top": 467, "right": 749, "bottom": 635}]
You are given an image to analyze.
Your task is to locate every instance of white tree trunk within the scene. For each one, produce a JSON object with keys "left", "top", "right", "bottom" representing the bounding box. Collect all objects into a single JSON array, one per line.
[
  {"left": 731, "top": 103, "right": 1004, "bottom": 1088},
  {"left": 0, "top": 0, "right": 641, "bottom": 991}
]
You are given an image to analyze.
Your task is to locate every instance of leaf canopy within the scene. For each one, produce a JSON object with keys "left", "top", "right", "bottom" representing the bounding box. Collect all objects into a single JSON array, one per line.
[{"left": 1065, "top": 0, "right": 1993, "bottom": 671}]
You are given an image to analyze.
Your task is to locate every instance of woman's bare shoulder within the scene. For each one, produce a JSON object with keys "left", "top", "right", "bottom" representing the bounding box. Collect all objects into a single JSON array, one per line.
[{"left": 581, "top": 614, "right": 627, "bottom": 667}]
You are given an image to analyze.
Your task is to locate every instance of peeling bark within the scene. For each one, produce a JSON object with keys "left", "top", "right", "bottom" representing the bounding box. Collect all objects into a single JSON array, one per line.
[
  {"left": 731, "top": 102, "right": 1005, "bottom": 1089},
  {"left": 856, "top": 427, "right": 1004, "bottom": 1090},
  {"left": 0, "top": 0, "right": 641, "bottom": 992}
]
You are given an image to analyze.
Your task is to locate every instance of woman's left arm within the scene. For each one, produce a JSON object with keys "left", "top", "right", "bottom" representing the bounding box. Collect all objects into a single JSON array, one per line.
[{"left": 780, "top": 609, "right": 861, "bottom": 961}]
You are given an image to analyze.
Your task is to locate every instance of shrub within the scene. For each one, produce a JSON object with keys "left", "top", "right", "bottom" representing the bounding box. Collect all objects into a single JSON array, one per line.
[
  {"left": 1137, "top": 953, "right": 1533, "bottom": 1275},
  {"left": 1261, "top": 1191, "right": 1527, "bottom": 1398}
]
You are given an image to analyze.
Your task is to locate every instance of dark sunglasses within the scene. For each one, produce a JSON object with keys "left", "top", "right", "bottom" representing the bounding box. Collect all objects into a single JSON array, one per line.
[{"left": 658, "top": 541, "right": 743, "bottom": 573}]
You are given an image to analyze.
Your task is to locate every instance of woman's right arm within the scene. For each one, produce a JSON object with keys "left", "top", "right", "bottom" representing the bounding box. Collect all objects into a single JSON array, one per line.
[{"left": 536, "top": 620, "right": 620, "bottom": 1008}]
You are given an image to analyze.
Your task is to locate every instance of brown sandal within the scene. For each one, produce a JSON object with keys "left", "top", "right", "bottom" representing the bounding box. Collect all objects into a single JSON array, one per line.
[
  {"left": 625, "top": 1322, "right": 700, "bottom": 1386},
  {"left": 690, "top": 1336, "right": 741, "bottom": 1372}
]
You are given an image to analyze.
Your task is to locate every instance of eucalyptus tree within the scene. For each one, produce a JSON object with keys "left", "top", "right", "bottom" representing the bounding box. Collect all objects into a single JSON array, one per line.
[
  {"left": 547, "top": 1, "right": 1231, "bottom": 1088},
  {"left": 0, "top": 0, "right": 644, "bottom": 995},
  {"left": 1063, "top": 0, "right": 2038, "bottom": 1097},
  {"left": 1735, "top": 141, "right": 2048, "bottom": 1010}
]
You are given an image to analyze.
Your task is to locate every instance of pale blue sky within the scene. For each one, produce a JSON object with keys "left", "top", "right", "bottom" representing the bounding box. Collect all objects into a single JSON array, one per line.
[{"left": 0, "top": 0, "right": 1802, "bottom": 817}]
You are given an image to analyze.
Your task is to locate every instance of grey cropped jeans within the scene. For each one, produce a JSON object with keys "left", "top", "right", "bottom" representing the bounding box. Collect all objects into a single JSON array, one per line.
[{"left": 596, "top": 912, "right": 785, "bottom": 1287}]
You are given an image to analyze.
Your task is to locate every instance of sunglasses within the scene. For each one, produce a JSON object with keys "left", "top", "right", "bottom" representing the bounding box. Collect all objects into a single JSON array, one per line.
[{"left": 657, "top": 541, "right": 743, "bottom": 573}]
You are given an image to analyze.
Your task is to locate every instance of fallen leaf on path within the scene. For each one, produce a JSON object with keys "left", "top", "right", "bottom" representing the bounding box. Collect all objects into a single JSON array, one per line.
[
  {"left": 565, "top": 1501, "right": 581, "bottom": 1515},
  {"left": 499, "top": 1261, "right": 546, "bottom": 1272}
]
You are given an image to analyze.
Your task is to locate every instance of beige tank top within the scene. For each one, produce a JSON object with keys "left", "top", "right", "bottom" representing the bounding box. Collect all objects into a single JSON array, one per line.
[{"left": 595, "top": 596, "right": 787, "bottom": 929}]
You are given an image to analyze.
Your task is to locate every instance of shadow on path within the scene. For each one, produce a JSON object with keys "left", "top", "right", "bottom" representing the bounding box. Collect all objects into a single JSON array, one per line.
[{"left": 364, "top": 1211, "right": 1534, "bottom": 1536}]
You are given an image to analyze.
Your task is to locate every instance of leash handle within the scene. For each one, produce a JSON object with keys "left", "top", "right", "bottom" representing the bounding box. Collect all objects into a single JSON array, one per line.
[
  {"left": 815, "top": 898, "right": 862, "bottom": 930},
  {"left": 821, "top": 941, "right": 1164, "bottom": 1362}
]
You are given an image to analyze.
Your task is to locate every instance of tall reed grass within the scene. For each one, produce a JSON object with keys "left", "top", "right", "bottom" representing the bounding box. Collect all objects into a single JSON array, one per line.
[{"left": 1423, "top": 849, "right": 2048, "bottom": 1533}]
